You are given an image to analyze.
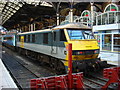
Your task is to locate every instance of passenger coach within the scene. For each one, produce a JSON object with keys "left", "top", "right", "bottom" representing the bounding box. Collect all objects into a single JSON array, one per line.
[{"left": 2, "top": 34, "right": 16, "bottom": 49}]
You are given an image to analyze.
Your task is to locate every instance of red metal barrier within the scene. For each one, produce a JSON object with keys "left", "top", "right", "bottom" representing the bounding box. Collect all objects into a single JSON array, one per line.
[
  {"left": 102, "top": 67, "right": 120, "bottom": 89},
  {"left": 31, "top": 73, "right": 84, "bottom": 90},
  {"left": 30, "top": 67, "right": 120, "bottom": 90}
]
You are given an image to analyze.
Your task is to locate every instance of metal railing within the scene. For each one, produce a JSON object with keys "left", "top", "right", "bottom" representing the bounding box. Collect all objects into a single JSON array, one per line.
[{"left": 95, "top": 11, "right": 120, "bottom": 25}]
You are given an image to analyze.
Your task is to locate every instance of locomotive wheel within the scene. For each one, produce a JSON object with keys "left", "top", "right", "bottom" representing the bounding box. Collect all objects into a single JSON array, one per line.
[
  {"left": 49, "top": 58, "right": 56, "bottom": 71},
  {"left": 18, "top": 48, "right": 22, "bottom": 54},
  {"left": 55, "top": 60, "right": 66, "bottom": 74},
  {"left": 50, "top": 58, "right": 65, "bottom": 74},
  {"left": 50, "top": 58, "right": 56, "bottom": 71}
]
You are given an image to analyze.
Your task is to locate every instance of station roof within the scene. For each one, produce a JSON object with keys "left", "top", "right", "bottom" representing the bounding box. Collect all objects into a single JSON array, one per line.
[
  {"left": 0, "top": 2, "right": 24, "bottom": 25},
  {"left": 3, "top": 3, "right": 56, "bottom": 29},
  {"left": 0, "top": 1, "right": 119, "bottom": 30},
  {"left": 1, "top": 2, "right": 70, "bottom": 29}
]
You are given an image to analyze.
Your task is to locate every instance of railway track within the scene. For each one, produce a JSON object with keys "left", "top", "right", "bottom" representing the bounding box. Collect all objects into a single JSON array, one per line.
[
  {"left": 2, "top": 52, "right": 39, "bottom": 89},
  {"left": 2, "top": 46, "right": 56, "bottom": 89},
  {"left": 83, "top": 72, "right": 118, "bottom": 89}
]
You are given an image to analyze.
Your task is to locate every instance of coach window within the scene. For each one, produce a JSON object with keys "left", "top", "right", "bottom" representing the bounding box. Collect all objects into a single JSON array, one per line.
[
  {"left": 32, "top": 34, "right": 36, "bottom": 43},
  {"left": 28, "top": 35, "right": 30, "bottom": 42},
  {"left": 60, "top": 29, "right": 67, "bottom": 41},
  {"left": 24, "top": 35, "right": 26, "bottom": 42},
  {"left": 4, "top": 37, "right": 12, "bottom": 40},
  {"left": 53, "top": 32, "right": 56, "bottom": 41},
  {"left": 43, "top": 33, "right": 48, "bottom": 44},
  {"left": 19, "top": 36, "right": 21, "bottom": 41}
]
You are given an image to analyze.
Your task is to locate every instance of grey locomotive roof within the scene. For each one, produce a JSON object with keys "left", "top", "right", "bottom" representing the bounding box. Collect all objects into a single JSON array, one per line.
[
  {"left": 52, "top": 23, "right": 91, "bottom": 30},
  {"left": 18, "top": 29, "right": 51, "bottom": 35},
  {"left": 18, "top": 23, "right": 91, "bottom": 35}
]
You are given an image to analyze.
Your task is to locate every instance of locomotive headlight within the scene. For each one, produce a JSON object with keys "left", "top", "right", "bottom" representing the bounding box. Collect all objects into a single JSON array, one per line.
[
  {"left": 94, "top": 50, "right": 99, "bottom": 54},
  {"left": 79, "top": 51, "right": 83, "bottom": 54},
  {"left": 76, "top": 51, "right": 84, "bottom": 55},
  {"left": 72, "top": 51, "right": 84, "bottom": 55}
]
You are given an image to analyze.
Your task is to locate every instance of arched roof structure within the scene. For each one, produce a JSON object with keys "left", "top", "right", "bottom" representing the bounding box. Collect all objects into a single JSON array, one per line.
[{"left": 104, "top": 3, "right": 120, "bottom": 12}]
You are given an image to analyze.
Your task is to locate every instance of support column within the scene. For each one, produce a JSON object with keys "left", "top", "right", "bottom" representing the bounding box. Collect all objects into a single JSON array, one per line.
[
  {"left": 101, "top": 15, "right": 102, "bottom": 25},
  {"left": 31, "top": 24, "right": 33, "bottom": 31},
  {"left": 57, "top": 13, "right": 59, "bottom": 26},
  {"left": 100, "top": 34, "right": 103, "bottom": 51},
  {"left": 19, "top": 27, "right": 21, "bottom": 32},
  {"left": 0, "top": 13, "right": 2, "bottom": 25},
  {"left": 29, "top": 24, "right": 31, "bottom": 31},
  {"left": 69, "top": 9, "right": 73, "bottom": 23},
  {"left": 111, "top": 34, "right": 114, "bottom": 52},
  {"left": 33, "top": 24, "right": 36, "bottom": 31},
  {"left": 90, "top": 2, "right": 94, "bottom": 27},
  {"left": 108, "top": 13, "right": 109, "bottom": 24},
  {"left": 96, "top": 16, "right": 98, "bottom": 25},
  {"left": 69, "top": 0, "right": 74, "bottom": 23},
  {"left": 22, "top": 27, "right": 24, "bottom": 32}
]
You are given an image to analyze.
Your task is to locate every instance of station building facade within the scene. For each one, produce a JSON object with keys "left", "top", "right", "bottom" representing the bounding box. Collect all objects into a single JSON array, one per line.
[
  {"left": 93, "top": 3, "right": 120, "bottom": 52},
  {"left": 61, "top": 3, "right": 120, "bottom": 52}
]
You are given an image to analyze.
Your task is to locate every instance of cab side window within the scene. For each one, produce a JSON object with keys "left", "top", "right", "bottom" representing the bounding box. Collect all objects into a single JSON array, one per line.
[
  {"left": 32, "top": 34, "right": 36, "bottom": 43},
  {"left": 19, "top": 36, "right": 21, "bottom": 41},
  {"left": 60, "top": 29, "right": 66, "bottom": 41},
  {"left": 43, "top": 33, "right": 48, "bottom": 44},
  {"left": 53, "top": 32, "right": 56, "bottom": 41},
  {"left": 27, "top": 35, "right": 30, "bottom": 42},
  {"left": 24, "top": 35, "right": 26, "bottom": 42}
]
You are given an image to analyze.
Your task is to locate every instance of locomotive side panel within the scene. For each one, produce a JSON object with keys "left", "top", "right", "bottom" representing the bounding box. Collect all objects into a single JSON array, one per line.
[{"left": 17, "top": 30, "right": 66, "bottom": 60}]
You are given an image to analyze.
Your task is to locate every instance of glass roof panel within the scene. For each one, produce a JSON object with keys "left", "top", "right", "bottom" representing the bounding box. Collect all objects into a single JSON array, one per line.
[{"left": 0, "top": 2, "right": 24, "bottom": 25}]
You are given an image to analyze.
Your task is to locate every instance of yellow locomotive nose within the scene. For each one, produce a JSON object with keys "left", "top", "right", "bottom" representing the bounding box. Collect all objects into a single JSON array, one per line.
[
  {"left": 65, "top": 40, "right": 99, "bottom": 61},
  {"left": 69, "top": 40, "right": 99, "bottom": 50},
  {"left": 64, "top": 40, "right": 100, "bottom": 72}
]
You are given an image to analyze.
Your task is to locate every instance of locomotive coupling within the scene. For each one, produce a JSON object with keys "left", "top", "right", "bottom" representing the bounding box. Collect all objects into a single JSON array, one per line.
[{"left": 72, "top": 58, "right": 108, "bottom": 73}]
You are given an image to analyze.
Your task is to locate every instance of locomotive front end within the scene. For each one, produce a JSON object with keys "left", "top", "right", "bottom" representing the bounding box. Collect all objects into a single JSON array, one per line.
[
  {"left": 64, "top": 28, "right": 107, "bottom": 72},
  {"left": 52, "top": 23, "right": 107, "bottom": 74}
]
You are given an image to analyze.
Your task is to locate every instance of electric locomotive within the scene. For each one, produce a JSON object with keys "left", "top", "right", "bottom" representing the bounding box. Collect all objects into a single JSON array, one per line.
[{"left": 16, "top": 23, "right": 107, "bottom": 74}]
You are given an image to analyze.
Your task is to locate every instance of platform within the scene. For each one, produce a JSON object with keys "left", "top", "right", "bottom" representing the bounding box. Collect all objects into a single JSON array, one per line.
[
  {"left": 0, "top": 58, "right": 18, "bottom": 89},
  {"left": 99, "top": 51, "right": 120, "bottom": 66}
]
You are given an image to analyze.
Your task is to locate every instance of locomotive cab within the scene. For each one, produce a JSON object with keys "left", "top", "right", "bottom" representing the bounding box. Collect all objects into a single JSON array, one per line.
[
  {"left": 64, "top": 28, "right": 99, "bottom": 61},
  {"left": 53, "top": 23, "right": 107, "bottom": 73}
]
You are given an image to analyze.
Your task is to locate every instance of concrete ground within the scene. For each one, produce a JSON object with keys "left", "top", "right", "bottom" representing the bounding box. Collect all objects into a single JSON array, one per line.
[
  {"left": 0, "top": 58, "right": 18, "bottom": 89},
  {"left": 0, "top": 44, "right": 18, "bottom": 89},
  {"left": 99, "top": 51, "right": 120, "bottom": 66}
]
